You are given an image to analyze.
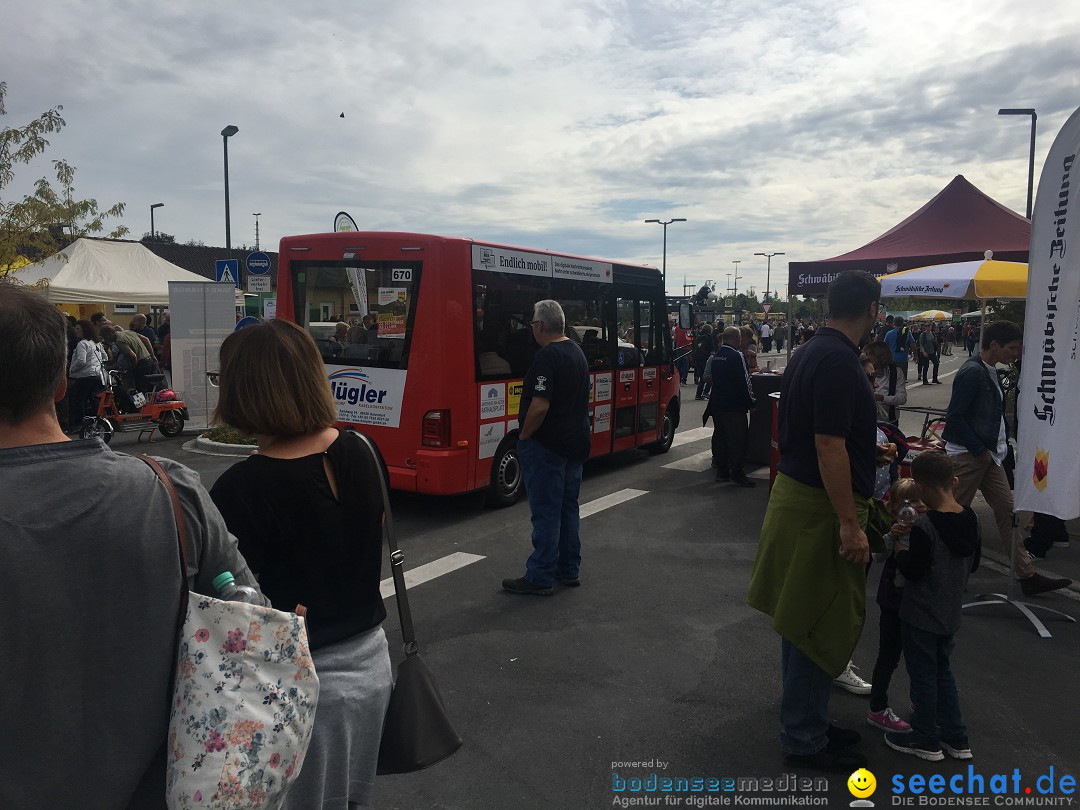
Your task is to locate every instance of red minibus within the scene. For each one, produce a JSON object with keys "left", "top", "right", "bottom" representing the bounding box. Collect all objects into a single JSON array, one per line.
[{"left": 276, "top": 231, "right": 682, "bottom": 505}]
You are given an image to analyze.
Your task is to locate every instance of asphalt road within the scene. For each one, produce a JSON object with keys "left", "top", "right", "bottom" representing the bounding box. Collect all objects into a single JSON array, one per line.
[{"left": 108, "top": 347, "right": 1080, "bottom": 809}]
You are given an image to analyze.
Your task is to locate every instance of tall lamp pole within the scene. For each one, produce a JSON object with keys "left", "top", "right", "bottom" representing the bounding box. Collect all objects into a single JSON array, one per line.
[
  {"left": 998, "top": 108, "right": 1037, "bottom": 218},
  {"left": 731, "top": 260, "right": 742, "bottom": 324},
  {"left": 221, "top": 125, "right": 239, "bottom": 249},
  {"left": 754, "top": 251, "right": 785, "bottom": 303},
  {"left": 644, "top": 217, "right": 687, "bottom": 293},
  {"left": 150, "top": 202, "right": 164, "bottom": 243}
]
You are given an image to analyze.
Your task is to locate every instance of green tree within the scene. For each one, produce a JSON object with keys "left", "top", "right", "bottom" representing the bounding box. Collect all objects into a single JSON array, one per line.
[
  {"left": 140, "top": 231, "right": 176, "bottom": 244},
  {"left": 0, "top": 83, "right": 127, "bottom": 277}
]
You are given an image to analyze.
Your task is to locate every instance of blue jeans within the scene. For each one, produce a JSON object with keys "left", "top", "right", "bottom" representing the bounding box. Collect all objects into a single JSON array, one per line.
[
  {"left": 902, "top": 622, "right": 966, "bottom": 748},
  {"left": 518, "top": 438, "right": 583, "bottom": 587},
  {"left": 677, "top": 354, "right": 690, "bottom": 384},
  {"left": 779, "top": 637, "right": 833, "bottom": 755}
]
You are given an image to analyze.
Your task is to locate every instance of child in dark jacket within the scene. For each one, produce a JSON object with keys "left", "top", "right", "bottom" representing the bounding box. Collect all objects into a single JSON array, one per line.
[
  {"left": 884, "top": 452, "right": 981, "bottom": 762},
  {"left": 866, "top": 478, "right": 923, "bottom": 734}
]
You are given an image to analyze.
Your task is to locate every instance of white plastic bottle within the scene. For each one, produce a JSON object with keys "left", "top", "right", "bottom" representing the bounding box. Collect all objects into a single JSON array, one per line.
[{"left": 212, "top": 571, "right": 261, "bottom": 604}]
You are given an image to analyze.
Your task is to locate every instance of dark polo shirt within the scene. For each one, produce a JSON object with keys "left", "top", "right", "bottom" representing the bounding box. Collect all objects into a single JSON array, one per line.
[{"left": 777, "top": 326, "right": 877, "bottom": 498}]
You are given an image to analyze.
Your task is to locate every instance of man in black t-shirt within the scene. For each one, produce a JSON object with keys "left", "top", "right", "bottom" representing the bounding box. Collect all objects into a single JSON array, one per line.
[
  {"left": 503, "top": 300, "right": 590, "bottom": 596},
  {"left": 747, "top": 270, "right": 881, "bottom": 773}
]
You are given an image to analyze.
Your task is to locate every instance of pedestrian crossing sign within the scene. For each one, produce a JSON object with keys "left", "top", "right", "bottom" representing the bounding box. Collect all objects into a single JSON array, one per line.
[{"left": 216, "top": 259, "right": 239, "bottom": 288}]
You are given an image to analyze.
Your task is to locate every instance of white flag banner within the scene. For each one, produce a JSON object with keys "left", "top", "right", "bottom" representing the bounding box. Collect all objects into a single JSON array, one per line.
[
  {"left": 1015, "top": 104, "right": 1080, "bottom": 520},
  {"left": 346, "top": 268, "right": 369, "bottom": 317}
]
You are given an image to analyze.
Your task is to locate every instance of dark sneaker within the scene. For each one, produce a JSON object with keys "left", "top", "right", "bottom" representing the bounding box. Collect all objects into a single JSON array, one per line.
[
  {"left": 502, "top": 577, "right": 553, "bottom": 596},
  {"left": 555, "top": 573, "right": 580, "bottom": 587},
  {"left": 826, "top": 725, "right": 862, "bottom": 750},
  {"left": 941, "top": 739, "right": 973, "bottom": 760},
  {"left": 1023, "top": 538, "right": 1047, "bottom": 560},
  {"left": 731, "top": 472, "right": 757, "bottom": 488},
  {"left": 885, "top": 730, "right": 944, "bottom": 761},
  {"left": 1020, "top": 573, "right": 1072, "bottom": 596},
  {"left": 783, "top": 748, "right": 868, "bottom": 772},
  {"left": 1053, "top": 539, "right": 1071, "bottom": 549}
]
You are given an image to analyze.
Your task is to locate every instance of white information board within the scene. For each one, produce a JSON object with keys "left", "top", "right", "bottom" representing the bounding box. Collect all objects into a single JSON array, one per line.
[{"left": 168, "top": 281, "right": 236, "bottom": 431}]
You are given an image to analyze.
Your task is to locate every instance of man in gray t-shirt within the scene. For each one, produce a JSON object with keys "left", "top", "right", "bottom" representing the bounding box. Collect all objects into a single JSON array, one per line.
[{"left": 0, "top": 284, "right": 264, "bottom": 809}]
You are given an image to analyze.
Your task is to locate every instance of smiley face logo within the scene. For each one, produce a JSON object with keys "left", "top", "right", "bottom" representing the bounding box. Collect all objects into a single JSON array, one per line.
[{"left": 848, "top": 768, "right": 877, "bottom": 799}]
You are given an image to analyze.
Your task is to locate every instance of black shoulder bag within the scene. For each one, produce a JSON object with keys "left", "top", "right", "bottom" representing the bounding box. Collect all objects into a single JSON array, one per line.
[{"left": 350, "top": 431, "right": 463, "bottom": 775}]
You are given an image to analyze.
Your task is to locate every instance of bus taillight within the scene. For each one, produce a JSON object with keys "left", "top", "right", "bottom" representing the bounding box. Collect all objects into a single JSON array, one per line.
[{"left": 421, "top": 409, "right": 451, "bottom": 448}]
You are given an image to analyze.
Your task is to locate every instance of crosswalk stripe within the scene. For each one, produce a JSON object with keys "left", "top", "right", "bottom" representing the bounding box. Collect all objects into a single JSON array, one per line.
[
  {"left": 662, "top": 449, "right": 713, "bottom": 472},
  {"left": 580, "top": 488, "right": 648, "bottom": 518},
  {"left": 380, "top": 551, "right": 486, "bottom": 600},
  {"left": 671, "top": 426, "right": 712, "bottom": 447}
]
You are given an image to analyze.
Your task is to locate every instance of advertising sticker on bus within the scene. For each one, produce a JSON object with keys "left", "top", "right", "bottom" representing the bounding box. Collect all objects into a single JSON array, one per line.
[
  {"left": 594, "top": 403, "right": 611, "bottom": 433},
  {"left": 478, "top": 420, "right": 505, "bottom": 460},
  {"left": 594, "top": 372, "right": 612, "bottom": 402},
  {"left": 480, "top": 383, "right": 506, "bottom": 419},
  {"left": 326, "top": 365, "right": 407, "bottom": 428}
]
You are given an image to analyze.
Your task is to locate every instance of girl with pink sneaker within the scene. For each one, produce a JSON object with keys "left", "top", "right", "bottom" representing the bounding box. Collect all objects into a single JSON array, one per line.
[{"left": 866, "top": 478, "right": 923, "bottom": 733}]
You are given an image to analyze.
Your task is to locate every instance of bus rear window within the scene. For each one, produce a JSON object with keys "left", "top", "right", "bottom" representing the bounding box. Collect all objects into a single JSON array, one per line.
[{"left": 289, "top": 260, "right": 420, "bottom": 369}]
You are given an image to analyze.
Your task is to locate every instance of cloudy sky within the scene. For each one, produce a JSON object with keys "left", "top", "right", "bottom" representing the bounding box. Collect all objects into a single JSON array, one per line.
[{"left": 5, "top": 0, "right": 1080, "bottom": 296}]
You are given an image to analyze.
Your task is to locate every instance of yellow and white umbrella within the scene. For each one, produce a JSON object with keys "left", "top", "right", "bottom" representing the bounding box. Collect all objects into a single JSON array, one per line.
[
  {"left": 878, "top": 259, "right": 1028, "bottom": 300},
  {"left": 910, "top": 309, "right": 951, "bottom": 321}
]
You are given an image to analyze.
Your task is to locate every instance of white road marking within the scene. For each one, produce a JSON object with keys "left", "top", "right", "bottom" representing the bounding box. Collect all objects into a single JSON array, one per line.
[
  {"left": 907, "top": 367, "right": 959, "bottom": 389},
  {"left": 663, "top": 449, "right": 713, "bottom": 472},
  {"left": 671, "top": 427, "right": 712, "bottom": 447},
  {"left": 580, "top": 488, "right": 648, "bottom": 518},
  {"left": 381, "top": 551, "right": 486, "bottom": 599}
]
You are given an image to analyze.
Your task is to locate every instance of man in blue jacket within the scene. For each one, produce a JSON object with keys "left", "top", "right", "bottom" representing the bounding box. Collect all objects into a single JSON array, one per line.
[
  {"left": 943, "top": 320, "right": 1070, "bottom": 596},
  {"left": 703, "top": 326, "right": 756, "bottom": 487},
  {"left": 884, "top": 316, "right": 916, "bottom": 380}
]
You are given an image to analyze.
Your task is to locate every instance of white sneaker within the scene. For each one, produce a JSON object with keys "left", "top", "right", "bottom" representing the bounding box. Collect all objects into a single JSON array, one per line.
[{"left": 834, "top": 662, "right": 872, "bottom": 695}]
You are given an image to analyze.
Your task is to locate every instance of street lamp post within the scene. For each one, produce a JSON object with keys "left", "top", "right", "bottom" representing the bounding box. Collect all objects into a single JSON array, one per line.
[
  {"left": 754, "top": 251, "right": 785, "bottom": 303},
  {"left": 221, "top": 125, "right": 239, "bottom": 249},
  {"left": 998, "top": 108, "right": 1037, "bottom": 218},
  {"left": 644, "top": 217, "right": 687, "bottom": 293},
  {"left": 150, "top": 202, "right": 164, "bottom": 243},
  {"left": 731, "top": 260, "right": 742, "bottom": 324}
]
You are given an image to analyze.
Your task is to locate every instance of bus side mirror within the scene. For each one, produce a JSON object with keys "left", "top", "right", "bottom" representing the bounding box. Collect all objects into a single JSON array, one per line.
[{"left": 679, "top": 303, "right": 692, "bottom": 329}]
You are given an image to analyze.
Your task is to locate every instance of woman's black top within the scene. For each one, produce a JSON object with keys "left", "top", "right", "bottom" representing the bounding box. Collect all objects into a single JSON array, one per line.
[{"left": 210, "top": 430, "right": 386, "bottom": 649}]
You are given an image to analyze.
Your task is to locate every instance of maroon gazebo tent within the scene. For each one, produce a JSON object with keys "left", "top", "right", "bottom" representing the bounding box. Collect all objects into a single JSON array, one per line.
[{"left": 787, "top": 175, "right": 1030, "bottom": 297}]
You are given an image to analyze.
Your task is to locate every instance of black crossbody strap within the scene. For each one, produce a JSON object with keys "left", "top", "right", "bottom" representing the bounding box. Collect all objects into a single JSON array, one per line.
[{"left": 350, "top": 430, "right": 418, "bottom": 656}]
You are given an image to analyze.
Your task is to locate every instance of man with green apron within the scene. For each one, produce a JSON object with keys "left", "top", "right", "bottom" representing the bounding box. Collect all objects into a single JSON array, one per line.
[{"left": 747, "top": 270, "right": 881, "bottom": 772}]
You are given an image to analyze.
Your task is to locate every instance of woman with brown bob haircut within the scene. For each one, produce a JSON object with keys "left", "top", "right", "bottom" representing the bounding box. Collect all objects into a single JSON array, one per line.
[
  {"left": 214, "top": 319, "right": 337, "bottom": 436},
  {"left": 209, "top": 319, "right": 392, "bottom": 809}
]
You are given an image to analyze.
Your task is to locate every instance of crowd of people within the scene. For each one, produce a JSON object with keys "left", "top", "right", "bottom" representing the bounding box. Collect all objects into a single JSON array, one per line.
[
  {"left": 744, "top": 271, "right": 1071, "bottom": 773},
  {"left": 3, "top": 277, "right": 1075, "bottom": 805},
  {"left": 53, "top": 310, "right": 172, "bottom": 431}
]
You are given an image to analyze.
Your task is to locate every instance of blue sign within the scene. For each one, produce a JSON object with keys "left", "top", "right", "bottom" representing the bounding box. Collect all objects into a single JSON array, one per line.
[
  {"left": 215, "top": 259, "right": 239, "bottom": 288},
  {"left": 246, "top": 251, "right": 271, "bottom": 275},
  {"left": 235, "top": 316, "right": 260, "bottom": 331}
]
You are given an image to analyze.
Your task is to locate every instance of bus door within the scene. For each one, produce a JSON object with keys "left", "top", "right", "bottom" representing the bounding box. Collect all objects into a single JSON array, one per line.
[
  {"left": 635, "top": 298, "right": 662, "bottom": 446},
  {"left": 612, "top": 296, "right": 642, "bottom": 453}
]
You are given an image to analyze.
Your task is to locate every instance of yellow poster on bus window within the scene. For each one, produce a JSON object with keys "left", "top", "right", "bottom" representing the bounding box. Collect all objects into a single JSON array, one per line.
[
  {"left": 507, "top": 381, "right": 523, "bottom": 416},
  {"left": 377, "top": 312, "right": 406, "bottom": 337}
]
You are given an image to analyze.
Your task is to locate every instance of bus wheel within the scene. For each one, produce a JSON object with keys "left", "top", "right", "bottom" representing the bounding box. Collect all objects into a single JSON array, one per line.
[
  {"left": 647, "top": 408, "right": 676, "bottom": 455},
  {"left": 81, "top": 417, "right": 114, "bottom": 445},
  {"left": 487, "top": 437, "right": 523, "bottom": 507}
]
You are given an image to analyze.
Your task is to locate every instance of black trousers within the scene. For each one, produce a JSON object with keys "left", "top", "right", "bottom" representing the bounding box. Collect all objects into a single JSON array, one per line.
[
  {"left": 869, "top": 606, "right": 903, "bottom": 712},
  {"left": 1026, "top": 512, "right": 1069, "bottom": 556},
  {"left": 919, "top": 352, "right": 939, "bottom": 382},
  {"left": 710, "top": 411, "right": 749, "bottom": 475}
]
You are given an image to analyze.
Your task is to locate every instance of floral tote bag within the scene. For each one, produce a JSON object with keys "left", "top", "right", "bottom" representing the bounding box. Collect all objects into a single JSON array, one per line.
[{"left": 139, "top": 456, "right": 320, "bottom": 810}]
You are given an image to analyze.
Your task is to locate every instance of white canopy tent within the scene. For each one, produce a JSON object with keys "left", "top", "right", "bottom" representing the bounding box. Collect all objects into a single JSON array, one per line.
[{"left": 7, "top": 239, "right": 237, "bottom": 305}]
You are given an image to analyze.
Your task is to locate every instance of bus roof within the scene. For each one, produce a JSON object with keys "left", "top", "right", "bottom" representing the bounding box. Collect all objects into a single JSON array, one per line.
[{"left": 278, "top": 231, "right": 660, "bottom": 274}]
